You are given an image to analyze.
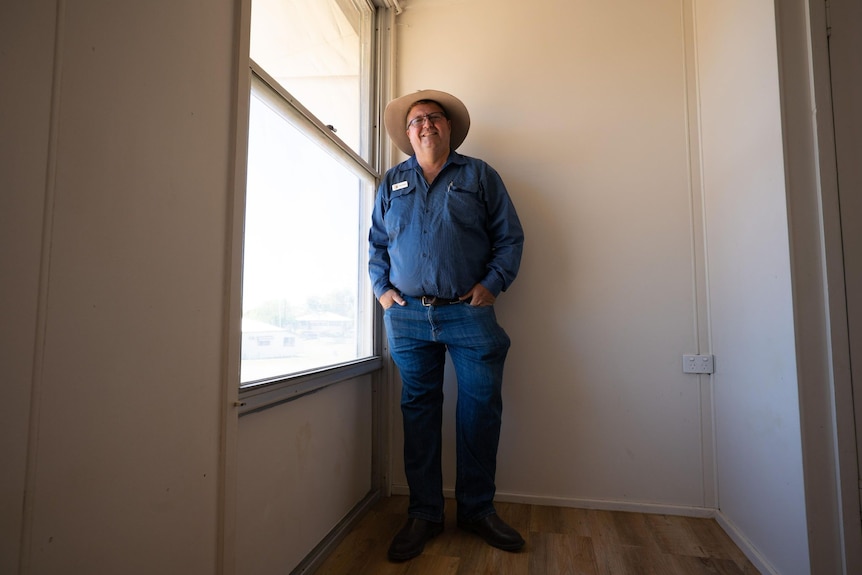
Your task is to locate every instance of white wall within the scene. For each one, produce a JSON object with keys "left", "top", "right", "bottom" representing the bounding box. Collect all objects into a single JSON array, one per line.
[
  {"left": 1, "top": 1, "right": 237, "bottom": 572},
  {"left": 693, "top": 2, "right": 809, "bottom": 573},
  {"left": 390, "top": 0, "right": 809, "bottom": 572},
  {"left": 0, "top": 3, "right": 56, "bottom": 573},
  {"left": 236, "top": 377, "right": 372, "bottom": 574}
]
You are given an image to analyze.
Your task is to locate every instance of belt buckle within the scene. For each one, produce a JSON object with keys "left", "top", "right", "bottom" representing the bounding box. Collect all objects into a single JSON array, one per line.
[{"left": 421, "top": 295, "right": 436, "bottom": 307}]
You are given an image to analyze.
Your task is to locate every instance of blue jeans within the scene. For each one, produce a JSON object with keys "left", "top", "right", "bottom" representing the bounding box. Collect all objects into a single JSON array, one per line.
[{"left": 384, "top": 295, "right": 511, "bottom": 523}]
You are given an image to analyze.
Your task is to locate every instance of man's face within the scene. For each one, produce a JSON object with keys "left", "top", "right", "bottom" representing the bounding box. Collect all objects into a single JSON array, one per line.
[{"left": 405, "top": 102, "right": 451, "bottom": 155}]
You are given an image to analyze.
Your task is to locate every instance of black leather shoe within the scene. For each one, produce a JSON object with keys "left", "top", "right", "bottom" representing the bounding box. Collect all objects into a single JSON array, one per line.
[
  {"left": 458, "top": 513, "right": 525, "bottom": 551},
  {"left": 387, "top": 517, "right": 444, "bottom": 562}
]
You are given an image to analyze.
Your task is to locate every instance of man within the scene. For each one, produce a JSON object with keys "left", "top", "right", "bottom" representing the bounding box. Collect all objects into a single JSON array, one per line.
[{"left": 368, "top": 89, "right": 525, "bottom": 562}]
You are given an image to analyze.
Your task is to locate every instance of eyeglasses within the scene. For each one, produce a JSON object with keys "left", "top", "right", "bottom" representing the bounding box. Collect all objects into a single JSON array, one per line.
[{"left": 407, "top": 112, "right": 447, "bottom": 129}]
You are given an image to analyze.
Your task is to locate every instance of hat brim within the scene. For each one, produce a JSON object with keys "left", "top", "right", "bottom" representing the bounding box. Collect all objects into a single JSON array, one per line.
[{"left": 384, "top": 89, "right": 470, "bottom": 156}]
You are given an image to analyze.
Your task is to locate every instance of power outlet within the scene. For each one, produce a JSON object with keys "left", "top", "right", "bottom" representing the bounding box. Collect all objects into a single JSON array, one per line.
[{"left": 683, "top": 354, "right": 714, "bottom": 374}]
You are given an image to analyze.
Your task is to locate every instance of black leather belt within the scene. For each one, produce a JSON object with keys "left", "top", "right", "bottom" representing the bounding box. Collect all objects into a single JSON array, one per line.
[{"left": 421, "top": 295, "right": 462, "bottom": 307}]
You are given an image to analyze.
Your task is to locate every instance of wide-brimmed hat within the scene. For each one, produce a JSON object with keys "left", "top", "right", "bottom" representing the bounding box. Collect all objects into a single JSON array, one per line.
[{"left": 384, "top": 89, "right": 471, "bottom": 156}]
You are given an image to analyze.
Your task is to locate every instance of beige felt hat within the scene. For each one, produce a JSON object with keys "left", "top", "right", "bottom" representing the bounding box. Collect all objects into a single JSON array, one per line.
[{"left": 383, "top": 89, "right": 471, "bottom": 156}]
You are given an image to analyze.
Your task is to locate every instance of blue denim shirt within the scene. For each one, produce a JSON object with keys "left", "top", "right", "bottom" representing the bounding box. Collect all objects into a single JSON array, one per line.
[{"left": 369, "top": 151, "right": 524, "bottom": 300}]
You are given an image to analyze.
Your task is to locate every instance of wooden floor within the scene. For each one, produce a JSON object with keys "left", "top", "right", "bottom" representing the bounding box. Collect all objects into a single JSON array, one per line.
[{"left": 312, "top": 495, "right": 760, "bottom": 575}]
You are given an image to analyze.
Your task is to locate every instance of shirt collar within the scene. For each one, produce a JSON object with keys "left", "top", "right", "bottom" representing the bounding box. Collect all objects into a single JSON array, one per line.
[{"left": 399, "top": 150, "right": 468, "bottom": 173}]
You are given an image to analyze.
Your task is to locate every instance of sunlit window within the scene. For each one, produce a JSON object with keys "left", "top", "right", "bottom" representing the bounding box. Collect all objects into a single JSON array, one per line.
[
  {"left": 250, "top": 0, "right": 369, "bottom": 159},
  {"left": 241, "top": 0, "right": 377, "bottom": 387}
]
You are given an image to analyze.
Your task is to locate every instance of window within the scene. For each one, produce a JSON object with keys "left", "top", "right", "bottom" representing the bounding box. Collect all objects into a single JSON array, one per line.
[
  {"left": 240, "top": 0, "right": 378, "bottom": 388},
  {"left": 250, "top": 0, "right": 371, "bottom": 159}
]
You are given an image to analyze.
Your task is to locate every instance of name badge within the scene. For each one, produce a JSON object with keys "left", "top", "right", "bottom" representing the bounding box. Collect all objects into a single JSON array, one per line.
[{"left": 392, "top": 181, "right": 408, "bottom": 191}]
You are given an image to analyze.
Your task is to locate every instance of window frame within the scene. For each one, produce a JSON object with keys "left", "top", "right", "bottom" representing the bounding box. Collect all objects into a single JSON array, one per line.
[{"left": 236, "top": 1, "right": 385, "bottom": 413}]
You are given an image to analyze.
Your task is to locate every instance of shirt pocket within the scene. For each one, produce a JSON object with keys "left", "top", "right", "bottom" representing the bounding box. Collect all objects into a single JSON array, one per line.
[
  {"left": 385, "top": 184, "right": 417, "bottom": 238},
  {"left": 444, "top": 178, "right": 483, "bottom": 228}
]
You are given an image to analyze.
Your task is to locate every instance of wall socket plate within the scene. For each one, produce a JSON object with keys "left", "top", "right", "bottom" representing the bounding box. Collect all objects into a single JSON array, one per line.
[{"left": 683, "top": 354, "right": 714, "bottom": 374}]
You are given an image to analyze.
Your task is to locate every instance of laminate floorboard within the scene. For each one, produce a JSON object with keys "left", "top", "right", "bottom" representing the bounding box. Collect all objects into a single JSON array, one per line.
[{"left": 312, "top": 496, "right": 760, "bottom": 575}]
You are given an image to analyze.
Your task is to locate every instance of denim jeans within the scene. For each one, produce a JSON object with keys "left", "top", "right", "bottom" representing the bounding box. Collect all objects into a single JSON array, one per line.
[{"left": 384, "top": 295, "right": 511, "bottom": 523}]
